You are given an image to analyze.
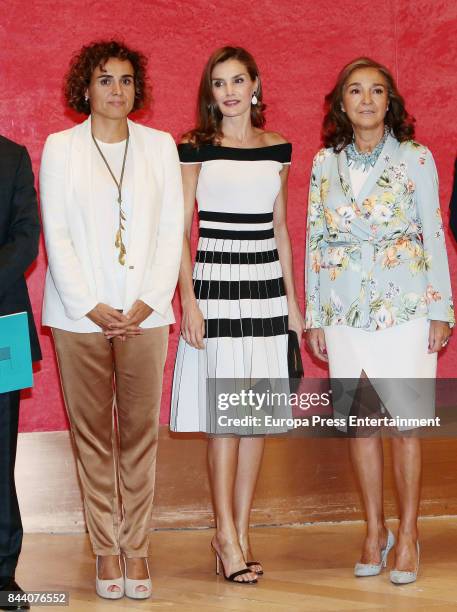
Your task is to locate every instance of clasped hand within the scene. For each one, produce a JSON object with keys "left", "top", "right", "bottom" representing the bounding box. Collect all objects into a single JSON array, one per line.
[{"left": 87, "top": 301, "right": 153, "bottom": 340}]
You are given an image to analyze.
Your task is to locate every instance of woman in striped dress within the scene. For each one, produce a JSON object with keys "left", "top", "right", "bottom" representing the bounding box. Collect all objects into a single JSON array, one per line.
[{"left": 170, "top": 46, "right": 304, "bottom": 582}]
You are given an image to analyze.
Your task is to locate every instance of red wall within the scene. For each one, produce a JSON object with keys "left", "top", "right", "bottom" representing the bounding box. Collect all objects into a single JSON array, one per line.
[{"left": 1, "top": 0, "right": 455, "bottom": 432}]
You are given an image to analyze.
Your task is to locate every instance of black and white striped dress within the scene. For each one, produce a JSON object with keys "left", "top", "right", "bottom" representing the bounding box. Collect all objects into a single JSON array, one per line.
[{"left": 170, "top": 143, "right": 292, "bottom": 434}]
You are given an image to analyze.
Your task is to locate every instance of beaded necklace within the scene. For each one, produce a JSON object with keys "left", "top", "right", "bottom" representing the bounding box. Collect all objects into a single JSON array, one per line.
[{"left": 346, "top": 127, "right": 389, "bottom": 172}]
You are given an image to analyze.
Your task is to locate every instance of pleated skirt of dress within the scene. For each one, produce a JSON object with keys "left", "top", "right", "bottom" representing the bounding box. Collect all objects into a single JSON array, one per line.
[{"left": 171, "top": 227, "right": 292, "bottom": 435}]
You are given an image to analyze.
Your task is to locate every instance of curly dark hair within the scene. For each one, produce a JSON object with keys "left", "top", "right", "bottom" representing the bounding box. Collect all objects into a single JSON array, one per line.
[
  {"left": 322, "top": 57, "right": 415, "bottom": 151},
  {"left": 64, "top": 40, "right": 149, "bottom": 115},
  {"left": 185, "top": 46, "right": 266, "bottom": 146}
]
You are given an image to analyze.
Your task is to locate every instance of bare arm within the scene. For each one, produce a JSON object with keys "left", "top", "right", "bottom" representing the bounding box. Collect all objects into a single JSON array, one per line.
[
  {"left": 178, "top": 160, "right": 205, "bottom": 349},
  {"left": 273, "top": 165, "right": 305, "bottom": 338}
]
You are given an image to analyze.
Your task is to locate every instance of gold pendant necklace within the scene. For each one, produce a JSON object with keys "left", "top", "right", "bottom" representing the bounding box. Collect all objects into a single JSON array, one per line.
[{"left": 92, "top": 130, "right": 129, "bottom": 265}]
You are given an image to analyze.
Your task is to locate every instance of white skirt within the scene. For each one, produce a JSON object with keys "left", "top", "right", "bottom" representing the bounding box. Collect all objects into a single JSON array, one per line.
[{"left": 324, "top": 317, "right": 437, "bottom": 427}]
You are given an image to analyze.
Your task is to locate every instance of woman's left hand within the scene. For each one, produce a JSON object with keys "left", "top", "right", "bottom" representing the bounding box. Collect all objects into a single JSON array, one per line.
[
  {"left": 428, "top": 320, "right": 451, "bottom": 353},
  {"left": 288, "top": 300, "right": 305, "bottom": 340},
  {"left": 104, "top": 300, "right": 153, "bottom": 340}
]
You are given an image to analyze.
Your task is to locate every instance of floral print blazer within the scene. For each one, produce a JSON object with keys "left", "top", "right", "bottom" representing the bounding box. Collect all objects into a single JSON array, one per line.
[{"left": 305, "top": 134, "right": 454, "bottom": 331}]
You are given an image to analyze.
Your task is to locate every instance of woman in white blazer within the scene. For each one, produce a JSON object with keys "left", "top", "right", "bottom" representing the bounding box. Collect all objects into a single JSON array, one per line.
[{"left": 40, "top": 41, "right": 183, "bottom": 600}]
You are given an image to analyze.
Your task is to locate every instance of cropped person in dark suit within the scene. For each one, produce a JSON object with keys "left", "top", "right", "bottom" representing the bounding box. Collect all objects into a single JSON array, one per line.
[
  {"left": 449, "top": 158, "right": 457, "bottom": 241},
  {"left": 0, "top": 135, "right": 41, "bottom": 611}
]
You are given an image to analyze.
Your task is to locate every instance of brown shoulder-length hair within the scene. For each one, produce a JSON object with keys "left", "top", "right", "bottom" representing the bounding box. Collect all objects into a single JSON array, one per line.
[
  {"left": 64, "top": 40, "right": 149, "bottom": 115},
  {"left": 185, "top": 46, "right": 266, "bottom": 146},
  {"left": 322, "top": 57, "right": 415, "bottom": 151}
]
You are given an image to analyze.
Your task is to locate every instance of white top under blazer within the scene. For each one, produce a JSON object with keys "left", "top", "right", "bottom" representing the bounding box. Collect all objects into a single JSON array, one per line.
[
  {"left": 92, "top": 137, "right": 133, "bottom": 309},
  {"left": 40, "top": 116, "right": 184, "bottom": 332}
]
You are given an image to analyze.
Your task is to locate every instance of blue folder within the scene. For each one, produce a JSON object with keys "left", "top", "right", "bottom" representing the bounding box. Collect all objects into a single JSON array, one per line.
[{"left": 0, "top": 312, "right": 33, "bottom": 393}]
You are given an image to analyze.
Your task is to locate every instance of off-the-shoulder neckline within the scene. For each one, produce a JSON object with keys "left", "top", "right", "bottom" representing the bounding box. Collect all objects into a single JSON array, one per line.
[{"left": 179, "top": 142, "right": 291, "bottom": 151}]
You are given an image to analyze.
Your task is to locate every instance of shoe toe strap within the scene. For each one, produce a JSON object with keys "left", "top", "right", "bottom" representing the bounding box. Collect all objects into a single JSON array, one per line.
[{"left": 228, "top": 568, "right": 256, "bottom": 581}]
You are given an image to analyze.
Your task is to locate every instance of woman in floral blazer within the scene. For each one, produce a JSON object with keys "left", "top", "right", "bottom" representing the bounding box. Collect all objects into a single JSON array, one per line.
[
  {"left": 305, "top": 57, "right": 453, "bottom": 585},
  {"left": 306, "top": 137, "right": 453, "bottom": 331}
]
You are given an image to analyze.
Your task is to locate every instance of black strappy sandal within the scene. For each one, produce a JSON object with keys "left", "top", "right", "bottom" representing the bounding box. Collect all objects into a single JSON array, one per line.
[
  {"left": 246, "top": 561, "right": 264, "bottom": 576},
  {"left": 214, "top": 550, "right": 258, "bottom": 584}
]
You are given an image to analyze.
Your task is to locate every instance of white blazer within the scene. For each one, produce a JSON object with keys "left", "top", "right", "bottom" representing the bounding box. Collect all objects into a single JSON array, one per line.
[{"left": 40, "top": 117, "right": 184, "bottom": 332}]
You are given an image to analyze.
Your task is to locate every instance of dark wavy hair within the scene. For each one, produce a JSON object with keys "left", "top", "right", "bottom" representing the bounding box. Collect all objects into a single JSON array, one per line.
[
  {"left": 64, "top": 40, "right": 149, "bottom": 115},
  {"left": 322, "top": 57, "right": 415, "bottom": 151},
  {"left": 185, "top": 46, "right": 266, "bottom": 146}
]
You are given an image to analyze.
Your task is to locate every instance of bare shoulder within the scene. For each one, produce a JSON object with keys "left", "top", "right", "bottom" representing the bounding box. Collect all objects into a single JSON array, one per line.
[
  {"left": 262, "top": 131, "right": 289, "bottom": 146},
  {"left": 179, "top": 130, "right": 196, "bottom": 145}
]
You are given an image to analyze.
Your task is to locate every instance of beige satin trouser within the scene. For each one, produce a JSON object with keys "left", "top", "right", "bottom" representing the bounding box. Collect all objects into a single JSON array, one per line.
[{"left": 52, "top": 326, "right": 169, "bottom": 557}]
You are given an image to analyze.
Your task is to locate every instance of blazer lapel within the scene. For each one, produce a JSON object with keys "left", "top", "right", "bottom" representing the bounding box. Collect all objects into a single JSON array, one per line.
[
  {"left": 336, "top": 146, "right": 373, "bottom": 240},
  {"left": 355, "top": 133, "right": 399, "bottom": 205},
  {"left": 123, "top": 119, "right": 162, "bottom": 312},
  {"left": 125, "top": 119, "right": 152, "bottom": 268},
  {"left": 337, "top": 147, "right": 357, "bottom": 205},
  {"left": 71, "top": 116, "right": 92, "bottom": 206},
  {"left": 71, "top": 116, "right": 103, "bottom": 274},
  {"left": 334, "top": 133, "right": 400, "bottom": 241}
]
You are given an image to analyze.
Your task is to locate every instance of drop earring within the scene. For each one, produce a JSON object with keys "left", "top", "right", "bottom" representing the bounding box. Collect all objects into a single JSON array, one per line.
[{"left": 251, "top": 92, "right": 258, "bottom": 106}]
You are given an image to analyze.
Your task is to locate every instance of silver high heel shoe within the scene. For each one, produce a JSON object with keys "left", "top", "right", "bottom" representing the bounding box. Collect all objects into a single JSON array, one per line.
[
  {"left": 390, "top": 541, "right": 420, "bottom": 584},
  {"left": 354, "top": 529, "right": 395, "bottom": 577},
  {"left": 95, "top": 556, "right": 124, "bottom": 599},
  {"left": 123, "top": 556, "right": 152, "bottom": 599}
]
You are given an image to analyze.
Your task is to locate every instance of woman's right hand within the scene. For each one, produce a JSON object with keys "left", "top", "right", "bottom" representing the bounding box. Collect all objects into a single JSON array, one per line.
[
  {"left": 306, "top": 328, "right": 328, "bottom": 362},
  {"left": 86, "top": 303, "right": 127, "bottom": 330},
  {"left": 181, "top": 302, "right": 205, "bottom": 349}
]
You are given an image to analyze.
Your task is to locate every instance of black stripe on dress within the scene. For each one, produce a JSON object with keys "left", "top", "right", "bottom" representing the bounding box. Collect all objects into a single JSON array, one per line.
[
  {"left": 196, "top": 249, "right": 279, "bottom": 264},
  {"left": 199, "top": 211, "right": 273, "bottom": 224},
  {"left": 205, "top": 315, "right": 288, "bottom": 338},
  {"left": 178, "top": 142, "right": 292, "bottom": 164},
  {"left": 193, "top": 278, "right": 285, "bottom": 300},
  {"left": 199, "top": 227, "right": 274, "bottom": 240}
]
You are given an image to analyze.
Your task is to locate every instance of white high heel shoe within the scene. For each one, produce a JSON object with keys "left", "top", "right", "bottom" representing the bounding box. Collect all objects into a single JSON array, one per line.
[
  {"left": 95, "top": 556, "right": 124, "bottom": 599},
  {"left": 354, "top": 529, "right": 395, "bottom": 577},
  {"left": 123, "top": 556, "right": 152, "bottom": 599},
  {"left": 390, "top": 541, "right": 420, "bottom": 584}
]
